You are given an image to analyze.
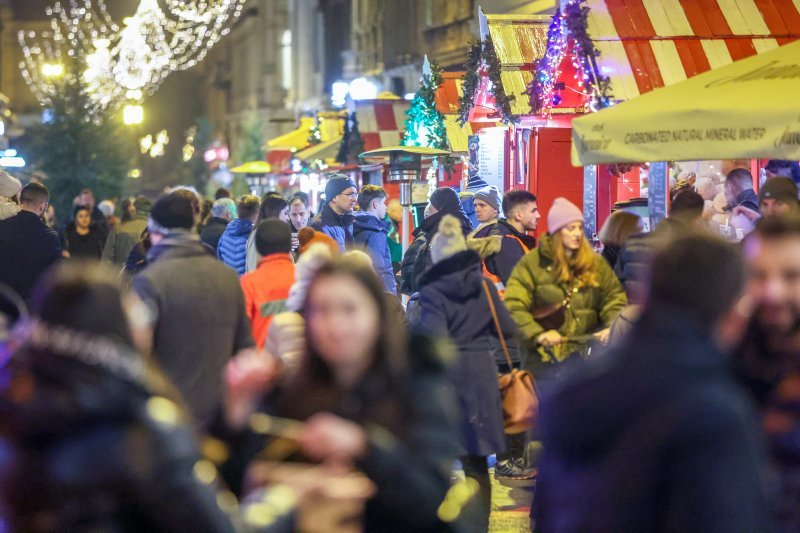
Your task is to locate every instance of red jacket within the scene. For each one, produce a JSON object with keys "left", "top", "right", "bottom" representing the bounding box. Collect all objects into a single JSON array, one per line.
[{"left": 240, "top": 254, "right": 295, "bottom": 348}]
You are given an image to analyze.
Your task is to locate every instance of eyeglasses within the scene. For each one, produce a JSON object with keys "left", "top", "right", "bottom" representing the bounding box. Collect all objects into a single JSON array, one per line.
[{"left": 338, "top": 192, "right": 358, "bottom": 199}]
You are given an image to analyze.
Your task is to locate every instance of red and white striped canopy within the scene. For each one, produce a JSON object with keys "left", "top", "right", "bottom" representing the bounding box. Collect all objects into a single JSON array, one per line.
[
  {"left": 356, "top": 99, "right": 410, "bottom": 152},
  {"left": 588, "top": 0, "right": 800, "bottom": 101}
]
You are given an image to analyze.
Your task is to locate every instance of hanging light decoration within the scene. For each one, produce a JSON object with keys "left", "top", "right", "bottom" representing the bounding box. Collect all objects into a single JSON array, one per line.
[{"left": 19, "top": 0, "right": 247, "bottom": 111}]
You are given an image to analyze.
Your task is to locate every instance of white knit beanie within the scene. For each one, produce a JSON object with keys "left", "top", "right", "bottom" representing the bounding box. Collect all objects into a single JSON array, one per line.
[
  {"left": 0, "top": 171, "right": 21, "bottom": 199},
  {"left": 430, "top": 214, "right": 467, "bottom": 264},
  {"left": 286, "top": 242, "right": 333, "bottom": 311}
]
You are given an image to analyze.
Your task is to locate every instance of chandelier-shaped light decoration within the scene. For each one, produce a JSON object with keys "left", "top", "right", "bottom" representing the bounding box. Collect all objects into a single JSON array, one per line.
[{"left": 19, "top": 0, "right": 247, "bottom": 111}]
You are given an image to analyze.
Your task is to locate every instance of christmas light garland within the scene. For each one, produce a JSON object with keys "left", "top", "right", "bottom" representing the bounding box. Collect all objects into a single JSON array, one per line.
[
  {"left": 457, "top": 37, "right": 520, "bottom": 126},
  {"left": 527, "top": 0, "right": 613, "bottom": 116},
  {"left": 19, "top": 0, "right": 247, "bottom": 112}
]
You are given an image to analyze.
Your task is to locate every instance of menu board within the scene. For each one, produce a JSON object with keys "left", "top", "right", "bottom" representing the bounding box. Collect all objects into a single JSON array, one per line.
[
  {"left": 466, "top": 130, "right": 506, "bottom": 192},
  {"left": 648, "top": 161, "right": 669, "bottom": 229},
  {"left": 583, "top": 165, "right": 598, "bottom": 240}
]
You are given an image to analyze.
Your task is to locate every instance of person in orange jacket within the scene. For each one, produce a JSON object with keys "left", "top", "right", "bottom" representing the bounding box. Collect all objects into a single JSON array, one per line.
[{"left": 240, "top": 219, "right": 295, "bottom": 348}]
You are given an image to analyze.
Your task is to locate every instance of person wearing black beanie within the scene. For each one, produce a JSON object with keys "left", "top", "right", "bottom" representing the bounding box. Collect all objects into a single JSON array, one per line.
[
  {"left": 310, "top": 173, "right": 358, "bottom": 252},
  {"left": 399, "top": 186, "right": 473, "bottom": 295}
]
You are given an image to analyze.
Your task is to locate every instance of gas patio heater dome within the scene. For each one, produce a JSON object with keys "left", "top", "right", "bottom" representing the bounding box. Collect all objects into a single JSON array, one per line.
[{"left": 360, "top": 146, "right": 451, "bottom": 255}]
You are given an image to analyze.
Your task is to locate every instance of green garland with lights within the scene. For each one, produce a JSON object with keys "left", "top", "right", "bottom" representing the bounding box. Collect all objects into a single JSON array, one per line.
[
  {"left": 308, "top": 122, "right": 322, "bottom": 145},
  {"left": 458, "top": 37, "right": 520, "bottom": 126}
]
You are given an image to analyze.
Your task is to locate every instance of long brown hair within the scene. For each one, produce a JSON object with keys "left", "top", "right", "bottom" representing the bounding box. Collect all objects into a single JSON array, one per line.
[
  {"left": 551, "top": 231, "right": 600, "bottom": 288},
  {"left": 281, "top": 257, "right": 410, "bottom": 431}
]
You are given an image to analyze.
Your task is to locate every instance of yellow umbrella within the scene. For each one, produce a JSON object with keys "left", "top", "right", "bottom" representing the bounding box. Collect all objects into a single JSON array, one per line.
[
  {"left": 571, "top": 39, "right": 800, "bottom": 166},
  {"left": 230, "top": 161, "right": 271, "bottom": 174}
]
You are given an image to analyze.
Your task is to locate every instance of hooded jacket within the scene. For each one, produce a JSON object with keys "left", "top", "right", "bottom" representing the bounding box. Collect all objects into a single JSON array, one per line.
[
  {"left": 353, "top": 212, "right": 397, "bottom": 294},
  {"left": 399, "top": 207, "right": 472, "bottom": 295},
  {"left": 0, "top": 343, "right": 236, "bottom": 532},
  {"left": 467, "top": 219, "right": 536, "bottom": 287},
  {"left": 217, "top": 218, "right": 253, "bottom": 275},
  {"left": 134, "top": 233, "right": 254, "bottom": 429},
  {"left": 533, "top": 307, "right": 774, "bottom": 533},
  {"left": 310, "top": 204, "right": 354, "bottom": 252},
  {"left": 416, "top": 250, "right": 515, "bottom": 455},
  {"left": 504, "top": 234, "right": 626, "bottom": 372},
  {"left": 0, "top": 198, "right": 20, "bottom": 221}
]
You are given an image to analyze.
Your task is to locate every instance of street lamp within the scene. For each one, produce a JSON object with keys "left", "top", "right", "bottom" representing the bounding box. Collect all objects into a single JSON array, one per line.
[
  {"left": 361, "top": 146, "right": 450, "bottom": 255},
  {"left": 123, "top": 104, "right": 144, "bottom": 125}
]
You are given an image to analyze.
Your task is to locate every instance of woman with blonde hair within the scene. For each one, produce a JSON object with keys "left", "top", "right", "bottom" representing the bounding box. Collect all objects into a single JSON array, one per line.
[
  {"left": 505, "top": 198, "right": 627, "bottom": 379},
  {"left": 598, "top": 210, "right": 643, "bottom": 269}
]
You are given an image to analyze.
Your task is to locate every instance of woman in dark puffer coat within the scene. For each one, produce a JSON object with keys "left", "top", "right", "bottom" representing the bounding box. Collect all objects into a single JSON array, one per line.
[{"left": 413, "top": 214, "right": 520, "bottom": 533}]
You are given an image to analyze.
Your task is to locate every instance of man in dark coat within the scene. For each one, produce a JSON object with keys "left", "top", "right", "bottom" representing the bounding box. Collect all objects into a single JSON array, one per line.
[
  {"left": 200, "top": 197, "right": 236, "bottom": 253},
  {"left": 102, "top": 196, "right": 152, "bottom": 265},
  {"left": 310, "top": 174, "right": 357, "bottom": 251},
  {"left": 534, "top": 232, "right": 774, "bottom": 533},
  {"left": 735, "top": 215, "right": 800, "bottom": 530},
  {"left": 353, "top": 185, "right": 396, "bottom": 294},
  {"left": 725, "top": 167, "right": 760, "bottom": 214},
  {"left": 615, "top": 190, "right": 704, "bottom": 304},
  {"left": 133, "top": 192, "right": 255, "bottom": 430},
  {"left": 400, "top": 187, "right": 473, "bottom": 295},
  {"left": 0, "top": 182, "right": 61, "bottom": 302},
  {"left": 468, "top": 189, "right": 539, "bottom": 289}
]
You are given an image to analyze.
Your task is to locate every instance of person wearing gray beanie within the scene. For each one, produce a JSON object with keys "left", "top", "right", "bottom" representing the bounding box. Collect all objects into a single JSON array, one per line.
[
  {"left": 310, "top": 173, "right": 357, "bottom": 251},
  {"left": 473, "top": 185, "right": 502, "bottom": 224}
]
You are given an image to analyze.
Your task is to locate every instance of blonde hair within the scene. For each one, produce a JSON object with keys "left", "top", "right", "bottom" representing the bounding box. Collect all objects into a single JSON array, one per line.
[
  {"left": 598, "top": 210, "right": 642, "bottom": 247},
  {"left": 552, "top": 231, "right": 600, "bottom": 288}
]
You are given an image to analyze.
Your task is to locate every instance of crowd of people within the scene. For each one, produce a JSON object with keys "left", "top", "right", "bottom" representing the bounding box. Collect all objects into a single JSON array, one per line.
[{"left": 0, "top": 162, "right": 798, "bottom": 532}]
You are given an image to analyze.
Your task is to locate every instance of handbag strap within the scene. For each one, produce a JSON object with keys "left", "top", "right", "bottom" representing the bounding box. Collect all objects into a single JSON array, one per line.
[{"left": 482, "top": 279, "right": 514, "bottom": 369}]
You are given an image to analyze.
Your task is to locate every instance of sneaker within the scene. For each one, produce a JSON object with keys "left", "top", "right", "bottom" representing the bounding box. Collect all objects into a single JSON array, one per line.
[
  {"left": 512, "top": 457, "right": 537, "bottom": 480},
  {"left": 494, "top": 459, "right": 532, "bottom": 480}
]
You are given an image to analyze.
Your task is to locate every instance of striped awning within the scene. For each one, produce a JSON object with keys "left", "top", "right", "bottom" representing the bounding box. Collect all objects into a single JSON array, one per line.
[
  {"left": 586, "top": 0, "right": 800, "bottom": 101},
  {"left": 355, "top": 99, "right": 410, "bottom": 151}
]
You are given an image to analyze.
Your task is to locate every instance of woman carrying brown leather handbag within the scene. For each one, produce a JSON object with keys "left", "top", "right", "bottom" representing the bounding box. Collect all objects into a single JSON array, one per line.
[{"left": 504, "top": 198, "right": 627, "bottom": 380}]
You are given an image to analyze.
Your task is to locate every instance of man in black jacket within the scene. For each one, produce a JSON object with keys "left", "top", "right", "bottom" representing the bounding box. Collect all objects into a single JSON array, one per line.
[
  {"left": 0, "top": 182, "right": 61, "bottom": 302},
  {"left": 200, "top": 197, "right": 236, "bottom": 253},
  {"left": 534, "top": 232, "right": 774, "bottom": 532},
  {"left": 468, "top": 189, "right": 539, "bottom": 290}
]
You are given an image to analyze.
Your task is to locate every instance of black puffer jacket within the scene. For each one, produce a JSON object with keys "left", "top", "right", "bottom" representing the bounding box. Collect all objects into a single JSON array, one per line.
[{"left": 0, "top": 343, "right": 236, "bottom": 532}]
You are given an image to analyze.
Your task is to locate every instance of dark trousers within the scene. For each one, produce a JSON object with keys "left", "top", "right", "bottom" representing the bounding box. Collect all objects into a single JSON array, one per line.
[{"left": 460, "top": 455, "right": 491, "bottom": 532}]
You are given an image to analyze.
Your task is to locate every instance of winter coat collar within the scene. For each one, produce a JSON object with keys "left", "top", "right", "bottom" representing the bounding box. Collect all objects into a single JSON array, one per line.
[
  {"left": 468, "top": 219, "right": 536, "bottom": 259},
  {"left": 206, "top": 216, "right": 229, "bottom": 226},
  {"left": 317, "top": 204, "right": 354, "bottom": 228},
  {"left": 735, "top": 189, "right": 760, "bottom": 211},
  {"left": 224, "top": 217, "right": 253, "bottom": 236},
  {"left": 353, "top": 212, "right": 389, "bottom": 233},
  {"left": 147, "top": 230, "right": 207, "bottom": 263},
  {"left": 417, "top": 249, "right": 481, "bottom": 288},
  {"left": 257, "top": 253, "right": 294, "bottom": 269}
]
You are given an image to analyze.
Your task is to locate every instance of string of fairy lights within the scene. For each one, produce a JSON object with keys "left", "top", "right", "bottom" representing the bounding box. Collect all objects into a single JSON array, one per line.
[{"left": 19, "top": 0, "right": 246, "bottom": 112}]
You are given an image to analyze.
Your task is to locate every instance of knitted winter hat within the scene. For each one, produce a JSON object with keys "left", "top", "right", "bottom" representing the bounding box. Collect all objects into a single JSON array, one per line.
[
  {"left": 473, "top": 185, "right": 501, "bottom": 213},
  {"left": 324, "top": 174, "right": 357, "bottom": 202},
  {"left": 286, "top": 242, "right": 334, "bottom": 312},
  {"left": 149, "top": 192, "right": 195, "bottom": 231},
  {"left": 429, "top": 187, "right": 460, "bottom": 211},
  {"left": 430, "top": 214, "right": 467, "bottom": 264},
  {"left": 0, "top": 171, "right": 21, "bottom": 198},
  {"left": 759, "top": 177, "right": 798, "bottom": 206},
  {"left": 547, "top": 197, "right": 584, "bottom": 233},
  {"left": 255, "top": 219, "right": 293, "bottom": 256},
  {"left": 298, "top": 227, "right": 339, "bottom": 256}
]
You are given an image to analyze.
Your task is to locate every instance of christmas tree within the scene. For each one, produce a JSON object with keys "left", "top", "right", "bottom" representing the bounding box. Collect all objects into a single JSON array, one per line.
[
  {"left": 402, "top": 58, "right": 448, "bottom": 150},
  {"left": 28, "top": 50, "right": 130, "bottom": 216}
]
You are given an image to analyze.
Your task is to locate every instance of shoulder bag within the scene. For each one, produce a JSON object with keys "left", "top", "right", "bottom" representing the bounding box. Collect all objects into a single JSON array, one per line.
[{"left": 483, "top": 279, "right": 539, "bottom": 434}]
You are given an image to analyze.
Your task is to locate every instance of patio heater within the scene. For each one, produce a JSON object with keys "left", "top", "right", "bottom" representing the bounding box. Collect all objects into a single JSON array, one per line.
[{"left": 361, "top": 146, "right": 450, "bottom": 255}]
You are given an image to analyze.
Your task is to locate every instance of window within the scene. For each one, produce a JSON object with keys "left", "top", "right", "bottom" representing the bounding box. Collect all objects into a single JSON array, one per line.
[{"left": 281, "top": 30, "right": 292, "bottom": 91}]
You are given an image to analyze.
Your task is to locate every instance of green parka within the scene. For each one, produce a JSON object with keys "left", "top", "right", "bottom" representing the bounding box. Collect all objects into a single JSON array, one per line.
[{"left": 504, "top": 234, "right": 627, "bottom": 369}]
